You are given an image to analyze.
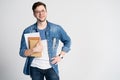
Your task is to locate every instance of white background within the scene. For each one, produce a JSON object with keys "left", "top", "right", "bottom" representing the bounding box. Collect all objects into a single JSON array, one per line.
[{"left": 0, "top": 0, "right": 120, "bottom": 80}]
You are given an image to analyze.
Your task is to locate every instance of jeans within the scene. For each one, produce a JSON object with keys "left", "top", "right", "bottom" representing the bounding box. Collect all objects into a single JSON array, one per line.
[{"left": 30, "top": 67, "right": 59, "bottom": 80}]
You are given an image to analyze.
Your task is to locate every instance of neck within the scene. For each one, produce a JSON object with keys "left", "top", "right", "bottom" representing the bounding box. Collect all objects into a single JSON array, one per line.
[{"left": 37, "top": 20, "right": 47, "bottom": 30}]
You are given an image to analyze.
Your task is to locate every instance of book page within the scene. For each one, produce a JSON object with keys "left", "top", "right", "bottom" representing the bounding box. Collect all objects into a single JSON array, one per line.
[{"left": 24, "top": 32, "right": 40, "bottom": 48}]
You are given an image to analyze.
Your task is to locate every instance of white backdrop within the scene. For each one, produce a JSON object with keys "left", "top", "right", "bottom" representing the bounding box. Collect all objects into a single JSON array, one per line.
[{"left": 0, "top": 0, "right": 120, "bottom": 80}]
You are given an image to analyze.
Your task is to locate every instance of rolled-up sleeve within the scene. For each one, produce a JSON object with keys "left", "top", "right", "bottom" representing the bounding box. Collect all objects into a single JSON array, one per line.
[
  {"left": 59, "top": 26, "right": 71, "bottom": 53},
  {"left": 19, "top": 30, "right": 27, "bottom": 57}
]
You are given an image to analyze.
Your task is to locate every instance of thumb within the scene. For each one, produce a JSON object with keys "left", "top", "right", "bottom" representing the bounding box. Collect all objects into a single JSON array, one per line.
[{"left": 36, "top": 41, "right": 41, "bottom": 46}]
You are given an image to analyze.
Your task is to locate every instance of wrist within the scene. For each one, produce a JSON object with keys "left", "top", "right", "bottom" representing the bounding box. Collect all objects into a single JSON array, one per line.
[
  {"left": 58, "top": 54, "right": 63, "bottom": 59},
  {"left": 29, "top": 49, "right": 33, "bottom": 56}
]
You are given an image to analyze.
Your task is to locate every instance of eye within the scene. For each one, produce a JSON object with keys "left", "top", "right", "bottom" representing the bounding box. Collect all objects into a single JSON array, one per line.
[{"left": 34, "top": 10, "right": 46, "bottom": 14}]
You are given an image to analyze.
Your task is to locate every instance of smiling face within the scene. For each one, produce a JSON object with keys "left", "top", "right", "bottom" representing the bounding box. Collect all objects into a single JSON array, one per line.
[{"left": 33, "top": 5, "right": 47, "bottom": 22}]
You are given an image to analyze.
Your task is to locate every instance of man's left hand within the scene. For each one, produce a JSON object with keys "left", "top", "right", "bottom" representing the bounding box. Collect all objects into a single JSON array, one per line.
[{"left": 51, "top": 56, "right": 62, "bottom": 64}]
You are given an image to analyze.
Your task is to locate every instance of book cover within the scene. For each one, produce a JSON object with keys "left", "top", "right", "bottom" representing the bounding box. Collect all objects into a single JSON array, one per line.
[{"left": 28, "top": 37, "right": 42, "bottom": 57}]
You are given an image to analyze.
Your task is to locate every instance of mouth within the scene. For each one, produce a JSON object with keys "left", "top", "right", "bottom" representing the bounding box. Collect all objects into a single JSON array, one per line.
[
  {"left": 38, "top": 17, "right": 46, "bottom": 22},
  {"left": 39, "top": 15, "right": 45, "bottom": 18}
]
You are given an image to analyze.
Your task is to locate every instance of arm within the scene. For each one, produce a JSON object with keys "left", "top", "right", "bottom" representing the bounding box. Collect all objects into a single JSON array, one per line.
[
  {"left": 19, "top": 30, "right": 43, "bottom": 57},
  {"left": 51, "top": 26, "right": 71, "bottom": 64},
  {"left": 19, "top": 31, "right": 28, "bottom": 57},
  {"left": 59, "top": 26, "right": 71, "bottom": 53},
  {"left": 20, "top": 39, "right": 43, "bottom": 57}
]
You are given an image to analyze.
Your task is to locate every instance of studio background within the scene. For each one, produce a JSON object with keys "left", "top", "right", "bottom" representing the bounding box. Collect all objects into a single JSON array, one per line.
[{"left": 0, "top": 0, "right": 120, "bottom": 80}]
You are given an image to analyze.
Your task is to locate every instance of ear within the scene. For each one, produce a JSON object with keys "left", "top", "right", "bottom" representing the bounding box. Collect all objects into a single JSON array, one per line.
[{"left": 33, "top": 12, "right": 36, "bottom": 17}]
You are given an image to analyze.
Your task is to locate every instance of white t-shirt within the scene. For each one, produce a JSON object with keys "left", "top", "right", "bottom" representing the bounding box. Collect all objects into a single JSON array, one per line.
[
  {"left": 30, "top": 26, "right": 52, "bottom": 69},
  {"left": 31, "top": 40, "right": 52, "bottom": 69}
]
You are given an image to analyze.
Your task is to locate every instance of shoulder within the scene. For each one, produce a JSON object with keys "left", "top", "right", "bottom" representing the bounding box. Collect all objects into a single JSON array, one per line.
[
  {"left": 23, "top": 23, "right": 37, "bottom": 33},
  {"left": 47, "top": 21, "right": 63, "bottom": 30},
  {"left": 47, "top": 21, "right": 66, "bottom": 36}
]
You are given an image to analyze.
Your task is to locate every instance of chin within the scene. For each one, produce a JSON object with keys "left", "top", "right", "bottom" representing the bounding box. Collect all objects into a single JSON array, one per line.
[{"left": 38, "top": 18, "right": 46, "bottom": 22}]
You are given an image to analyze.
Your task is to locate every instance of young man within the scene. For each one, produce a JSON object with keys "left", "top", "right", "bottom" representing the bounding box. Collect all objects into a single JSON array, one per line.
[{"left": 19, "top": 1, "right": 71, "bottom": 80}]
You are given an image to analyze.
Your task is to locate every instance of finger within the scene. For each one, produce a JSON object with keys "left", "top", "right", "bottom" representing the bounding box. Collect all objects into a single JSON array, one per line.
[
  {"left": 51, "top": 60, "right": 57, "bottom": 64},
  {"left": 51, "top": 57, "right": 56, "bottom": 60},
  {"left": 36, "top": 42, "right": 40, "bottom": 46}
]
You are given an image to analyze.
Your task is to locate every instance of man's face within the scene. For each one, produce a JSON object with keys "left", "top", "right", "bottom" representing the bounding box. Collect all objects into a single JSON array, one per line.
[{"left": 33, "top": 5, "right": 47, "bottom": 22}]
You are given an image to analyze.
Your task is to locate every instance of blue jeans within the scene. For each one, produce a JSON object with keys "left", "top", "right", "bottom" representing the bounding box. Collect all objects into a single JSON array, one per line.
[{"left": 30, "top": 67, "right": 59, "bottom": 80}]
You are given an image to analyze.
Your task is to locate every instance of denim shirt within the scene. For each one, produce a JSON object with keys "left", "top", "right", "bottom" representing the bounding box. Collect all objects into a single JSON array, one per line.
[{"left": 19, "top": 21, "right": 71, "bottom": 75}]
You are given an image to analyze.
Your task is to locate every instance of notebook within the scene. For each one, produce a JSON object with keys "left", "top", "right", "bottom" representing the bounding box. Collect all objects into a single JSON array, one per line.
[{"left": 28, "top": 37, "right": 42, "bottom": 57}]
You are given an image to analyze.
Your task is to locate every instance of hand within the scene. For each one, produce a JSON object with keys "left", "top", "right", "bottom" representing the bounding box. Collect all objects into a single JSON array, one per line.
[
  {"left": 24, "top": 49, "right": 33, "bottom": 56},
  {"left": 33, "top": 41, "right": 43, "bottom": 53},
  {"left": 51, "top": 56, "right": 62, "bottom": 64}
]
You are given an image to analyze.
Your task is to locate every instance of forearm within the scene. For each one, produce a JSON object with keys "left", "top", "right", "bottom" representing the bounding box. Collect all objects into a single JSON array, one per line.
[
  {"left": 24, "top": 43, "right": 43, "bottom": 57},
  {"left": 61, "top": 37, "right": 71, "bottom": 53}
]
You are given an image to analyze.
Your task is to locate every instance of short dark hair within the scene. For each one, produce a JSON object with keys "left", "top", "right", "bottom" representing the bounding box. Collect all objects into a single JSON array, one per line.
[{"left": 32, "top": 1, "right": 47, "bottom": 11}]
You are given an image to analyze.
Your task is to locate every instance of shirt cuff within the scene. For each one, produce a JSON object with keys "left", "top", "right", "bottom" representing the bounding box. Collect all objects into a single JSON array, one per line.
[{"left": 61, "top": 47, "right": 71, "bottom": 53}]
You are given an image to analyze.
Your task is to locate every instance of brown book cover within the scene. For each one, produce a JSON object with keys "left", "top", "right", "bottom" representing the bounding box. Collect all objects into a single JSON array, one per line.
[{"left": 28, "top": 37, "right": 42, "bottom": 57}]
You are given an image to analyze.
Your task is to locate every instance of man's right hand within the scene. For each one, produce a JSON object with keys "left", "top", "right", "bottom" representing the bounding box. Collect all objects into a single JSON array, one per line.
[
  {"left": 24, "top": 49, "right": 33, "bottom": 56},
  {"left": 32, "top": 41, "right": 43, "bottom": 53},
  {"left": 24, "top": 41, "right": 43, "bottom": 56}
]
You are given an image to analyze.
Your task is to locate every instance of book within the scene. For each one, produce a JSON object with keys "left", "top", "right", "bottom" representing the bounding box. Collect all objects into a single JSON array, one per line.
[
  {"left": 28, "top": 37, "right": 42, "bottom": 57},
  {"left": 24, "top": 32, "right": 40, "bottom": 49}
]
